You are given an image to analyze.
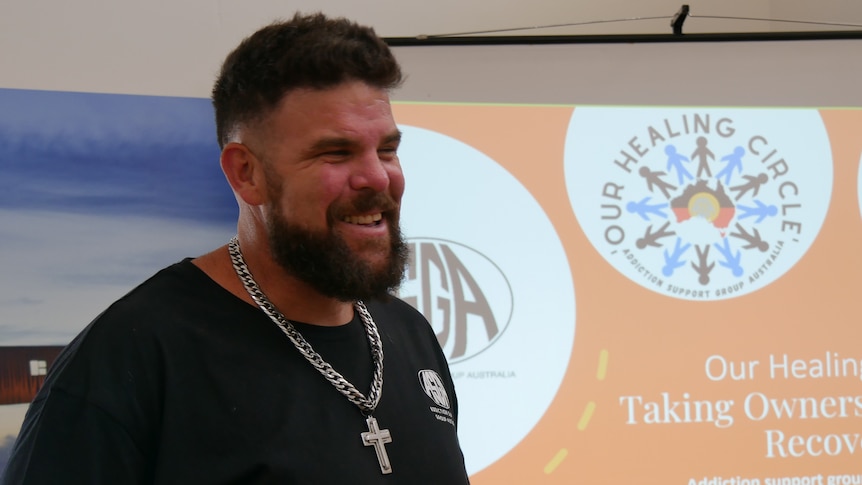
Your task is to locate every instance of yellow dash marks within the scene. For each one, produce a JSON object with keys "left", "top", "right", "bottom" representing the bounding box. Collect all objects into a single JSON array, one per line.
[
  {"left": 578, "top": 351, "right": 608, "bottom": 430},
  {"left": 578, "top": 401, "right": 596, "bottom": 431},
  {"left": 544, "top": 448, "right": 568, "bottom": 474},
  {"left": 545, "top": 350, "right": 605, "bottom": 474},
  {"left": 596, "top": 349, "right": 609, "bottom": 380}
]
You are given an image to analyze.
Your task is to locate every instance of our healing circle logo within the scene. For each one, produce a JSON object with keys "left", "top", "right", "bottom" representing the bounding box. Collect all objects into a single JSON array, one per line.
[{"left": 565, "top": 108, "right": 832, "bottom": 301}]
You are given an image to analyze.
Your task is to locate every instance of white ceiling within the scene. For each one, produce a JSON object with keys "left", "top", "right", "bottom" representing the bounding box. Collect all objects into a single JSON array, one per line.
[
  {"left": 215, "top": 0, "right": 862, "bottom": 37},
  {"left": 1, "top": 0, "right": 860, "bottom": 97}
]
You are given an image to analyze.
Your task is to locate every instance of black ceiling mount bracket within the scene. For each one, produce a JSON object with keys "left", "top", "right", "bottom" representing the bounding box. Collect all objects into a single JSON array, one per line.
[{"left": 672, "top": 4, "right": 690, "bottom": 35}]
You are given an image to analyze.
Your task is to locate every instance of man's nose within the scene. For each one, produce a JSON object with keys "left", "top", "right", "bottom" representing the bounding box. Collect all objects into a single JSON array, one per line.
[{"left": 349, "top": 151, "right": 390, "bottom": 192}]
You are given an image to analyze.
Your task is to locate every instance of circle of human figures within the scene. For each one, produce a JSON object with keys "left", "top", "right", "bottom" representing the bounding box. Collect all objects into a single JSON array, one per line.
[{"left": 629, "top": 136, "right": 774, "bottom": 285}]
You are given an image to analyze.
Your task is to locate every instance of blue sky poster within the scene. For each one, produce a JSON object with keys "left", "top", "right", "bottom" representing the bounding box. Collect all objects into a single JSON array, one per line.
[{"left": 0, "top": 88, "right": 237, "bottom": 468}]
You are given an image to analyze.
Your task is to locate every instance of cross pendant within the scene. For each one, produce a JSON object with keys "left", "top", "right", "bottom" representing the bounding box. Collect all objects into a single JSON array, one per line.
[{"left": 361, "top": 415, "right": 393, "bottom": 474}]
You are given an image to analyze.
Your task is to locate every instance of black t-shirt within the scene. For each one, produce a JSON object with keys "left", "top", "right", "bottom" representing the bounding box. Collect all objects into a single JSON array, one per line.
[{"left": 2, "top": 260, "right": 469, "bottom": 484}]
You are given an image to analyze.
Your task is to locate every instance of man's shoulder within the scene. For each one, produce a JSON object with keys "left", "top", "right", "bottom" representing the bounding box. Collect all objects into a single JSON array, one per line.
[
  {"left": 364, "top": 295, "right": 427, "bottom": 325},
  {"left": 363, "top": 296, "right": 444, "bottom": 353},
  {"left": 44, "top": 258, "right": 245, "bottom": 390},
  {"left": 111, "top": 258, "right": 209, "bottom": 306},
  {"left": 98, "top": 258, "right": 235, "bottom": 322},
  {"left": 72, "top": 258, "right": 228, "bottom": 347}
]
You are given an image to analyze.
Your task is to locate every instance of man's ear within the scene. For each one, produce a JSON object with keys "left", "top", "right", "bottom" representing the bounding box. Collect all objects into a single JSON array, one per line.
[{"left": 221, "top": 142, "right": 266, "bottom": 206}]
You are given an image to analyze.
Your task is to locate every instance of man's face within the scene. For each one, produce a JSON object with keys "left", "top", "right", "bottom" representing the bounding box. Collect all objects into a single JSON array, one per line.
[{"left": 253, "top": 81, "right": 407, "bottom": 301}]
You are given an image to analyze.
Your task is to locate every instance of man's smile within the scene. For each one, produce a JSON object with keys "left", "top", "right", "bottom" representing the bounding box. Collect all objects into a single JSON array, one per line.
[{"left": 343, "top": 213, "right": 383, "bottom": 226}]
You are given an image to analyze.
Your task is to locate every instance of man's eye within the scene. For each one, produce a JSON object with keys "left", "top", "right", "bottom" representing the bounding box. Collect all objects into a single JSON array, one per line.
[{"left": 322, "top": 150, "right": 351, "bottom": 158}]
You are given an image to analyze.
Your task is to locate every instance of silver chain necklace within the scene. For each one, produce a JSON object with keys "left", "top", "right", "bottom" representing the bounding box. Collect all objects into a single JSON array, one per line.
[{"left": 227, "top": 236, "right": 393, "bottom": 474}]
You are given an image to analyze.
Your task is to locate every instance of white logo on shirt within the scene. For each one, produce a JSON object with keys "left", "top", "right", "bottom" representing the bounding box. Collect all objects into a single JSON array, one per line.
[{"left": 418, "top": 369, "right": 450, "bottom": 409}]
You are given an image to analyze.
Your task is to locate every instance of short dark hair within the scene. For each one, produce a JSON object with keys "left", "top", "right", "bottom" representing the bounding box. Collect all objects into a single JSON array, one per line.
[{"left": 212, "top": 12, "right": 403, "bottom": 149}]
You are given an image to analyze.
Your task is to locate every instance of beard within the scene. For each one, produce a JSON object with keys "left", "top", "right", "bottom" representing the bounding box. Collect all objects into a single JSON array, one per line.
[{"left": 265, "top": 192, "right": 409, "bottom": 302}]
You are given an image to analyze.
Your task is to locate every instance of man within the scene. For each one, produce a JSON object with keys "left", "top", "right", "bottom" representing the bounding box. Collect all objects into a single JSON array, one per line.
[{"left": 1, "top": 13, "right": 470, "bottom": 484}]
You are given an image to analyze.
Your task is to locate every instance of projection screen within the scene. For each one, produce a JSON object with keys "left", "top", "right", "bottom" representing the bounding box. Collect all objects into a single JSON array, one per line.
[
  {"left": 387, "top": 34, "right": 862, "bottom": 484},
  {"left": 2, "top": 33, "right": 862, "bottom": 484}
]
